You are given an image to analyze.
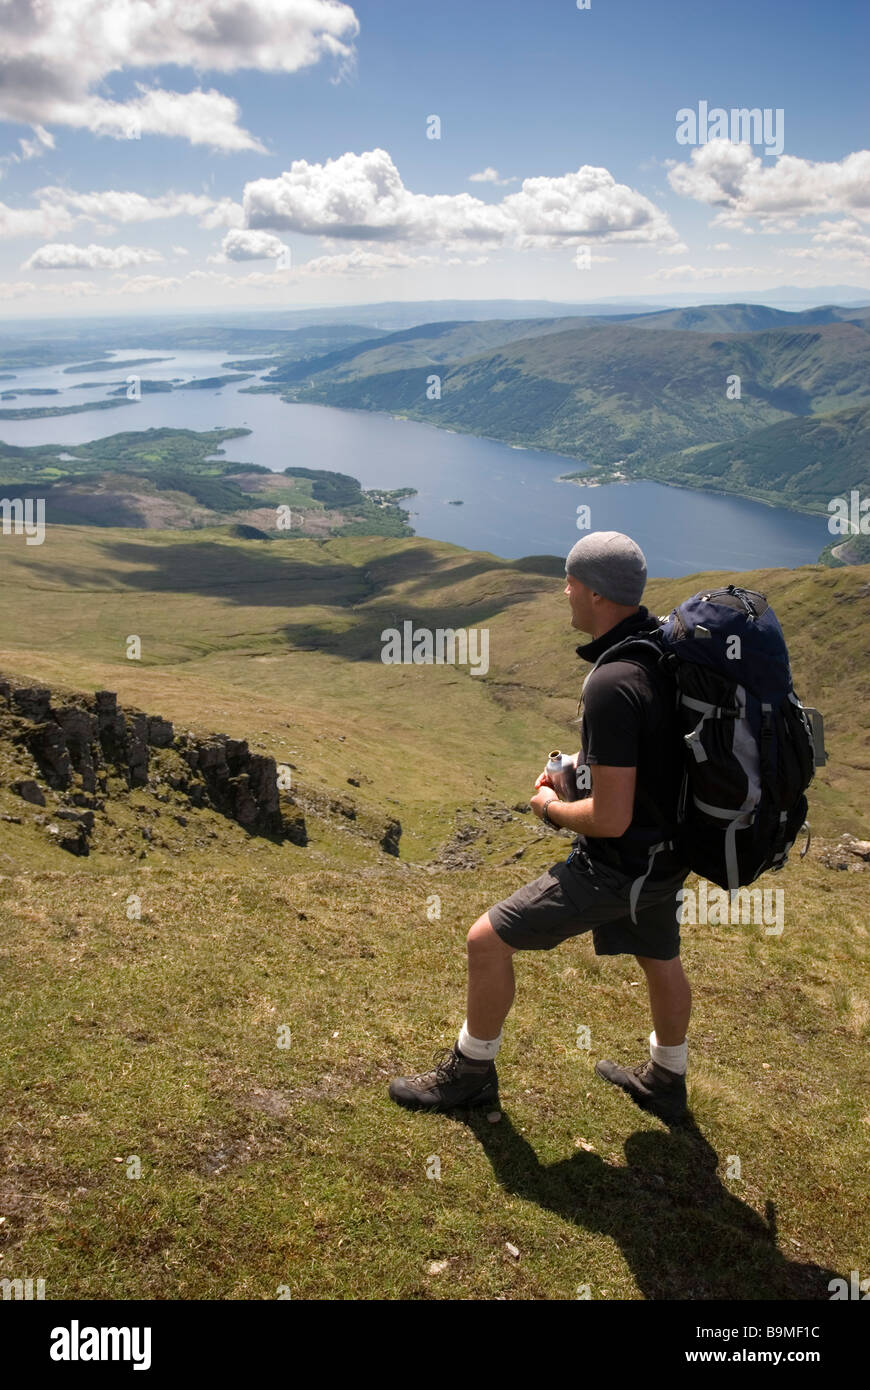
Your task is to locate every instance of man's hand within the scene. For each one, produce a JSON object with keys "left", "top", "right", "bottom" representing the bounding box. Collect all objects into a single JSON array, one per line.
[
  {"left": 534, "top": 769, "right": 554, "bottom": 790},
  {"left": 530, "top": 786, "right": 559, "bottom": 820}
]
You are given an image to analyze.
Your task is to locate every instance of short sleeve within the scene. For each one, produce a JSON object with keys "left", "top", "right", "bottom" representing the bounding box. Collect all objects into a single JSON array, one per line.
[{"left": 581, "top": 661, "right": 646, "bottom": 768}]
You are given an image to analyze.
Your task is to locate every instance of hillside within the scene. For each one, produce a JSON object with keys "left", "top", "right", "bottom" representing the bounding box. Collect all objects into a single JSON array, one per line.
[
  {"left": 1, "top": 525, "right": 867, "bottom": 1299},
  {"left": 0, "top": 428, "right": 415, "bottom": 537},
  {"left": 268, "top": 319, "right": 870, "bottom": 514},
  {"left": 643, "top": 402, "right": 870, "bottom": 512}
]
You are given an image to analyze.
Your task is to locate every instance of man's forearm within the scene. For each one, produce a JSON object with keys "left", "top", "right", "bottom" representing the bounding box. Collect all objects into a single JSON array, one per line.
[{"left": 546, "top": 795, "right": 622, "bottom": 838}]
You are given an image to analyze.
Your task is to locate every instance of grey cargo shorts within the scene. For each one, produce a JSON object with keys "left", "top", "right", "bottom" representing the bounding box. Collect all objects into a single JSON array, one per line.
[{"left": 488, "top": 843, "right": 688, "bottom": 959}]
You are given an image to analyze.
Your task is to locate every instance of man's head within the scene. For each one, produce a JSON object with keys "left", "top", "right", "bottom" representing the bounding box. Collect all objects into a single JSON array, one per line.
[{"left": 564, "top": 530, "right": 647, "bottom": 636}]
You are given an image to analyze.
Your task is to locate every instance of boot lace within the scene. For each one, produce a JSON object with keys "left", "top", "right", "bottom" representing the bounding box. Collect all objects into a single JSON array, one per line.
[{"left": 409, "top": 1048, "right": 460, "bottom": 1087}]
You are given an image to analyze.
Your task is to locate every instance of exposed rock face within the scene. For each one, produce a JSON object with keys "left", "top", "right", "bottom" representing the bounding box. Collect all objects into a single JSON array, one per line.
[
  {"left": 380, "top": 818, "right": 401, "bottom": 857},
  {"left": 0, "top": 675, "right": 307, "bottom": 854},
  {"left": 11, "top": 777, "right": 45, "bottom": 806},
  {"left": 817, "top": 833, "right": 870, "bottom": 871}
]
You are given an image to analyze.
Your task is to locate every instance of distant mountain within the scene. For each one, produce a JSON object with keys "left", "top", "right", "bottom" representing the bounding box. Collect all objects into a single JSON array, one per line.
[
  {"left": 590, "top": 285, "right": 870, "bottom": 310},
  {"left": 263, "top": 316, "right": 599, "bottom": 385},
  {"left": 609, "top": 303, "right": 870, "bottom": 334}
]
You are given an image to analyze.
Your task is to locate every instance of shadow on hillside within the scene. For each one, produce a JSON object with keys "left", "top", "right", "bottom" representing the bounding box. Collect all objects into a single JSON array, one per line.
[
  {"left": 39, "top": 535, "right": 552, "bottom": 608},
  {"left": 466, "top": 1111, "right": 841, "bottom": 1300},
  {"left": 30, "top": 536, "right": 549, "bottom": 658}
]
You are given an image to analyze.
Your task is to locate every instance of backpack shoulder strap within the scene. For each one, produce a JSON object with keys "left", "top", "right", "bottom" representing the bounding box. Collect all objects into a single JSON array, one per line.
[{"left": 579, "top": 629, "right": 681, "bottom": 838}]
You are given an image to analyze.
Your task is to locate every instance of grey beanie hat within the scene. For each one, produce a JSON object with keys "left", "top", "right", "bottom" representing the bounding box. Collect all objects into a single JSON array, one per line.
[{"left": 565, "top": 530, "right": 647, "bottom": 605}]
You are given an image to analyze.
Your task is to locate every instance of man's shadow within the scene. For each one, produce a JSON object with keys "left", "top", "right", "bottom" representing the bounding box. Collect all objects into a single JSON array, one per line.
[{"left": 463, "top": 1108, "right": 841, "bottom": 1299}]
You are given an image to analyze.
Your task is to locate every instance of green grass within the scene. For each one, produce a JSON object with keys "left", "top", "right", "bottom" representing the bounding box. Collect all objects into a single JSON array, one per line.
[{"left": 0, "top": 855, "right": 865, "bottom": 1299}]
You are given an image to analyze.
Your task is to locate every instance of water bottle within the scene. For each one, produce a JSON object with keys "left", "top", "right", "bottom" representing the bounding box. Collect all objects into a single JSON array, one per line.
[
  {"left": 546, "top": 750, "right": 578, "bottom": 801},
  {"left": 546, "top": 749, "right": 591, "bottom": 801}
]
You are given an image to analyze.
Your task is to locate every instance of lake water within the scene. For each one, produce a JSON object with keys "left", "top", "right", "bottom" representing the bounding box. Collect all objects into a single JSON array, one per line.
[{"left": 0, "top": 348, "right": 831, "bottom": 577}]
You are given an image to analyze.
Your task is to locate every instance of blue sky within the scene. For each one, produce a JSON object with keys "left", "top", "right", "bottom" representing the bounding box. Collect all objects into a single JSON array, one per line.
[{"left": 1, "top": 0, "right": 868, "bottom": 315}]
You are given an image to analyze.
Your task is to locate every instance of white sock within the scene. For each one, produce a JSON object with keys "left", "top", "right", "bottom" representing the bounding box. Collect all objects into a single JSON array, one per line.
[
  {"left": 458, "top": 1019, "right": 502, "bottom": 1061},
  {"left": 649, "top": 1029, "right": 687, "bottom": 1075}
]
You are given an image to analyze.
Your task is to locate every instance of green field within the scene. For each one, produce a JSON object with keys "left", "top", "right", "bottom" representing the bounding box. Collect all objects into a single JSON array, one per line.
[{"left": 0, "top": 524, "right": 867, "bottom": 1298}]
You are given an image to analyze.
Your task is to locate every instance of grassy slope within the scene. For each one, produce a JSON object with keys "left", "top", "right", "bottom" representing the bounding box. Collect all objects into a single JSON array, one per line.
[{"left": 0, "top": 527, "right": 868, "bottom": 1299}]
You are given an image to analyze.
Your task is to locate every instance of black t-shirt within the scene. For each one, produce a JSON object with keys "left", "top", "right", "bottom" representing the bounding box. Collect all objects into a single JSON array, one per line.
[{"left": 574, "top": 606, "right": 688, "bottom": 881}]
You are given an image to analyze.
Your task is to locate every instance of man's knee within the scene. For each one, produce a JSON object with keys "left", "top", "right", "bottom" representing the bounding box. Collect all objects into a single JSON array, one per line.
[
  {"left": 635, "top": 953, "right": 684, "bottom": 975},
  {"left": 468, "top": 913, "right": 515, "bottom": 955}
]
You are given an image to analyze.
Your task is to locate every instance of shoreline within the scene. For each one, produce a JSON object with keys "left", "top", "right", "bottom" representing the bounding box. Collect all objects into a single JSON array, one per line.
[{"left": 293, "top": 396, "right": 831, "bottom": 524}]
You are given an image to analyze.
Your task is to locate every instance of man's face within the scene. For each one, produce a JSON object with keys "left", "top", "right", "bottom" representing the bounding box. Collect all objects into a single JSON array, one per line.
[{"left": 564, "top": 574, "right": 595, "bottom": 631}]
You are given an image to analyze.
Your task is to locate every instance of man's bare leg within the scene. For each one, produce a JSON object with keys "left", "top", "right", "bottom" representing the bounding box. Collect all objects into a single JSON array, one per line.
[
  {"left": 387, "top": 911, "right": 511, "bottom": 1109},
  {"left": 465, "top": 913, "right": 517, "bottom": 1041},
  {"left": 636, "top": 954, "right": 691, "bottom": 1046},
  {"left": 593, "top": 954, "right": 690, "bottom": 1120}
]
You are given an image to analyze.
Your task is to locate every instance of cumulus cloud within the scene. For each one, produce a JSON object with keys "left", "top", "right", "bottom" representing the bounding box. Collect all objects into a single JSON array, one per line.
[
  {"left": 468, "top": 168, "right": 516, "bottom": 186},
  {"left": 23, "top": 242, "right": 163, "bottom": 270},
  {"left": 668, "top": 140, "right": 870, "bottom": 225},
  {"left": 0, "top": 0, "right": 359, "bottom": 150},
  {"left": 243, "top": 148, "right": 678, "bottom": 250},
  {"left": 219, "top": 229, "right": 289, "bottom": 261},
  {"left": 500, "top": 166, "right": 677, "bottom": 248},
  {"left": 0, "top": 200, "right": 75, "bottom": 240},
  {"left": 37, "top": 187, "right": 244, "bottom": 230}
]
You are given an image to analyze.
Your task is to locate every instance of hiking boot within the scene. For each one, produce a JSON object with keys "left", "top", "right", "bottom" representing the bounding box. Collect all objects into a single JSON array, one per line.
[
  {"left": 595, "top": 1056, "right": 687, "bottom": 1122},
  {"left": 389, "top": 1044, "right": 499, "bottom": 1113}
]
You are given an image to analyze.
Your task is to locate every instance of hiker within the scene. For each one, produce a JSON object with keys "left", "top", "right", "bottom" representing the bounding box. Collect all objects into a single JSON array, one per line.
[{"left": 389, "top": 530, "right": 693, "bottom": 1124}]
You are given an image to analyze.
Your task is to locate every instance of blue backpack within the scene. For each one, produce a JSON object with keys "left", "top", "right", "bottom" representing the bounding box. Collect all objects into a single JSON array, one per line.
[{"left": 588, "top": 585, "right": 824, "bottom": 912}]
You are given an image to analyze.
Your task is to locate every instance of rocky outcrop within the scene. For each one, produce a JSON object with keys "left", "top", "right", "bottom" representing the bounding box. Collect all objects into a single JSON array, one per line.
[
  {"left": 0, "top": 674, "right": 306, "bottom": 855},
  {"left": 817, "top": 832, "right": 870, "bottom": 871}
]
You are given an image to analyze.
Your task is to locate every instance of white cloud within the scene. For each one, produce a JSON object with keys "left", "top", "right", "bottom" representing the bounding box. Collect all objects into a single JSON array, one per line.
[
  {"left": 23, "top": 242, "right": 163, "bottom": 270},
  {"left": 0, "top": 0, "right": 359, "bottom": 151},
  {"left": 785, "top": 218, "right": 870, "bottom": 266},
  {"left": 668, "top": 140, "right": 870, "bottom": 225},
  {"left": 501, "top": 166, "right": 677, "bottom": 248},
  {"left": 219, "top": 229, "right": 289, "bottom": 261},
  {"left": 0, "top": 124, "right": 55, "bottom": 173},
  {"left": 244, "top": 148, "right": 510, "bottom": 244},
  {"left": 243, "top": 148, "right": 678, "bottom": 250},
  {"left": 711, "top": 241, "right": 732, "bottom": 250},
  {"left": 51, "top": 280, "right": 101, "bottom": 296},
  {"left": 648, "top": 263, "right": 768, "bottom": 282},
  {"left": 0, "top": 200, "right": 75, "bottom": 240},
  {"left": 37, "top": 187, "right": 244, "bottom": 229},
  {"left": 294, "top": 247, "right": 436, "bottom": 276},
  {"left": 0, "top": 280, "right": 39, "bottom": 299},
  {"left": 195, "top": 199, "right": 247, "bottom": 230},
  {"left": 117, "top": 275, "right": 184, "bottom": 294},
  {"left": 468, "top": 167, "right": 516, "bottom": 186},
  {"left": 187, "top": 245, "right": 435, "bottom": 282}
]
